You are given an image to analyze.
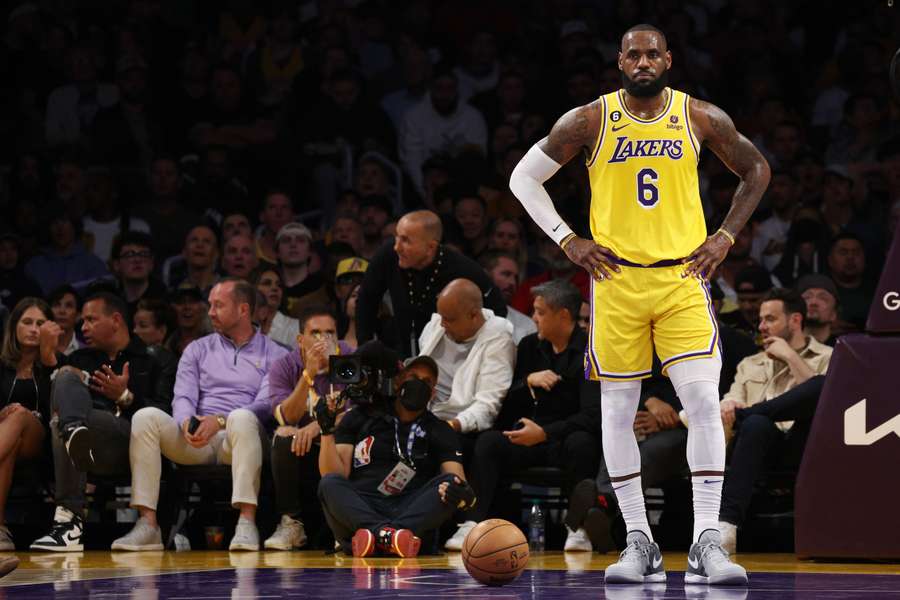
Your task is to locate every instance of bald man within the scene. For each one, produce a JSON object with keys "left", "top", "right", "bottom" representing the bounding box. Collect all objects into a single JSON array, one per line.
[
  {"left": 417, "top": 278, "right": 515, "bottom": 435},
  {"left": 357, "top": 210, "right": 507, "bottom": 357}
]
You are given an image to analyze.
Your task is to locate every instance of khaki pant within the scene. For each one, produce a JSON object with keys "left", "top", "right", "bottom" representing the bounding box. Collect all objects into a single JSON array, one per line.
[{"left": 129, "top": 407, "right": 263, "bottom": 510}]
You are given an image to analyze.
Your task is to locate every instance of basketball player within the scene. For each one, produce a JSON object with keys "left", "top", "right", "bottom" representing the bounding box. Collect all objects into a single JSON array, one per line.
[{"left": 510, "top": 25, "right": 770, "bottom": 585}]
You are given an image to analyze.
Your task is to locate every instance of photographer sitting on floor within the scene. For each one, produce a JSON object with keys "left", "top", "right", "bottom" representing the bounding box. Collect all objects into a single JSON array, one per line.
[{"left": 316, "top": 341, "right": 475, "bottom": 557}]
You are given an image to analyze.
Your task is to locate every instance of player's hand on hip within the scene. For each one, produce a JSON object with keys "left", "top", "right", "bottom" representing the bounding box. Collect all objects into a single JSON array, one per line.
[
  {"left": 685, "top": 233, "right": 732, "bottom": 280},
  {"left": 563, "top": 236, "right": 620, "bottom": 281}
]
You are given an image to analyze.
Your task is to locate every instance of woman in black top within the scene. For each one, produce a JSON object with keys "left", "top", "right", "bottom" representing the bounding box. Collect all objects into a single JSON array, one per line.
[{"left": 0, "top": 297, "right": 57, "bottom": 550}]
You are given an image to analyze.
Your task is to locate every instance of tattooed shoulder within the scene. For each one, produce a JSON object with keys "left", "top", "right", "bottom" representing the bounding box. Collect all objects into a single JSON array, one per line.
[
  {"left": 542, "top": 102, "right": 600, "bottom": 163},
  {"left": 691, "top": 98, "right": 738, "bottom": 147}
]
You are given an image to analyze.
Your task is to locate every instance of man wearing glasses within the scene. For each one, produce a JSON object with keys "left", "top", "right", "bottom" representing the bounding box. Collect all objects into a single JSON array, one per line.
[{"left": 110, "top": 231, "right": 168, "bottom": 322}]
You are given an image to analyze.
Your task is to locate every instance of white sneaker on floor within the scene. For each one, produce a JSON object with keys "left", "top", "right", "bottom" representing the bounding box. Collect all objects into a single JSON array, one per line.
[
  {"left": 718, "top": 521, "right": 737, "bottom": 554},
  {"left": 443, "top": 520, "right": 477, "bottom": 551},
  {"left": 564, "top": 526, "right": 592, "bottom": 552},
  {"left": 30, "top": 506, "right": 84, "bottom": 552},
  {"left": 110, "top": 517, "right": 163, "bottom": 551},
  {"left": 685, "top": 529, "right": 747, "bottom": 586},
  {"left": 264, "top": 515, "right": 307, "bottom": 550},
  {"left": 229, "top": 517, "right": 260, "bottom": 551}
]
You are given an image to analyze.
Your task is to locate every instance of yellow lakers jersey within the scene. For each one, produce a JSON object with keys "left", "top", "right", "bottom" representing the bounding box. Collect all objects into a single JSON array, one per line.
[{"left": 586, "top": 87, "right": 706, "bottom": 265}]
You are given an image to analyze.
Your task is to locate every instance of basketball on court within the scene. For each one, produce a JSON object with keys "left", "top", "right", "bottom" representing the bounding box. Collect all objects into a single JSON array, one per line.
[{"left": 461, "top": 519, "right": 530, "bottom": 586}]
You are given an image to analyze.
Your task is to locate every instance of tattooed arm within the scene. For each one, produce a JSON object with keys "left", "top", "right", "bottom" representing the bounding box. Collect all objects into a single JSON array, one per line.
[
  {"left": 538, "top": 101, "right": 603, "bottom": 164},
  {"left": 509, "top": 100, "right": 621, "bottom": 280},
  {"left": 684, "top": 98, "right": 771, "bottom": 278}
]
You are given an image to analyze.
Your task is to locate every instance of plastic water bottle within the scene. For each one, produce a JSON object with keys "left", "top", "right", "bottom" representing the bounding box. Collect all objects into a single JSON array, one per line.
[{"left": 528, "top": 500, "right": 545, "bottom": 552}]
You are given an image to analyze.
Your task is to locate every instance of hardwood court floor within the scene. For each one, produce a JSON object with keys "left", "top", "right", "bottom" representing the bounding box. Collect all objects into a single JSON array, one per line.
[{"left": 1, "top": 550, "right": 898, "bottom": 598}]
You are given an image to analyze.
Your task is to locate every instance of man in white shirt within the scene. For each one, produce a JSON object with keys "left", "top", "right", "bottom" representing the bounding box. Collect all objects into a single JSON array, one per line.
[
  {"left": 417, "top": 279, "right": 515, "bottom": 440},
  {"left": 399, "top": 66, "right": 487, "bottom": 199}
]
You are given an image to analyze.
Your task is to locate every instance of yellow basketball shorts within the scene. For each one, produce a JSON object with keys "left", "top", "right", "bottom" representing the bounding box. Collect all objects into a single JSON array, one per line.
[{"left": 584, "top": 264, "right": 719, "bottom": 381}]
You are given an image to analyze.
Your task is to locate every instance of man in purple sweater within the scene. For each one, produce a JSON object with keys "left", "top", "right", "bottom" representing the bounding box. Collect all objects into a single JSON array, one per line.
[
  {"left": 112, "top": 279, "right": 288, "bottom": 551},
  {"left": 256, "top": 306, "right": 353, "bottom": 550}
]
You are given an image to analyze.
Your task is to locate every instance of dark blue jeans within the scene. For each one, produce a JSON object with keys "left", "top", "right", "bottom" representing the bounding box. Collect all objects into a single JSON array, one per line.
[{"left": 719, "top": 375, "right": 825, "bottom": 525}]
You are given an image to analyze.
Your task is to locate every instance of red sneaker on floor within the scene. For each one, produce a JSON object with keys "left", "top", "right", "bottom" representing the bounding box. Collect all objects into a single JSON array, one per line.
[
  {"left": 352, "top": 529, "right": 376, "bottom": 557},
  {"left": 376, "top": 527, "right": 421, "bottom": 558}
]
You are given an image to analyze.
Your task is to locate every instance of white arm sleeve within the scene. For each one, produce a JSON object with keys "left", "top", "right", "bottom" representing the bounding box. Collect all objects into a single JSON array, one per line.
[{"left": 508, "top": 144, "right": 573, "bottom": 245}]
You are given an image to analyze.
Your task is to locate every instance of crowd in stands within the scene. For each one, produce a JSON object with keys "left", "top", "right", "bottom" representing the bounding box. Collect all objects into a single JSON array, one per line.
[{"left": 0, "top": 0, "right": 898, "bottom": 555}]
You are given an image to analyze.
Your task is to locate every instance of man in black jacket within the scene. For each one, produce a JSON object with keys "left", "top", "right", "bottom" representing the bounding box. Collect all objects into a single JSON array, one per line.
[
  {"left": 443, "top": 279, "right": 600, "bottom": 552},
  {"left": 356, "top": 210, "right": 506, "bottom": 357},
  {"left": 31, "top": 291, "right": 173, "bottom": 552}
]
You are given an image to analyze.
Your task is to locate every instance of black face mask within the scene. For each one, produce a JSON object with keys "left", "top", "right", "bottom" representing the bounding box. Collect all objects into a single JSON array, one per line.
[{"left": 399, "top": 378, "right": 431, "bottom": 412}]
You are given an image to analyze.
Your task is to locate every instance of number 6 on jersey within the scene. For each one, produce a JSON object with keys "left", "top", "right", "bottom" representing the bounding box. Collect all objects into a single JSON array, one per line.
[{"left": 637, "top": 168, "right": 659, "bottom": 208}]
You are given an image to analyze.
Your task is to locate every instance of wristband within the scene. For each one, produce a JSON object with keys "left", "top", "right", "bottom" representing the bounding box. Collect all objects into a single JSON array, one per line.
[
  {"left": 301, "top": 369, "right": 315, "bottom": 386},
  {"left": 716, "top": 228, "right": 735, "bottom": 245},
  {"left": 274, "top": 403, "right": 287, "bottom": 427},
  {"left": 559, "top": 233, "right": 577, "bottom": 250}
]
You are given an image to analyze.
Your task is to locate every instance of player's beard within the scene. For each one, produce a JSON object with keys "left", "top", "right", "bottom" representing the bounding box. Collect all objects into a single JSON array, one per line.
[{"left": 622, "top": 69, "right": 669, "bottom": 98}]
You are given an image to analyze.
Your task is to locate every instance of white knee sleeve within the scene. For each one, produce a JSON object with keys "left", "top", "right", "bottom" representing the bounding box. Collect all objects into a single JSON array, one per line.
[
  {"left": 600, "top": 380, "right": 642, "bottom": 478},
  {"left": 668, "top": 357, "right": 725, "bottom": 472}
]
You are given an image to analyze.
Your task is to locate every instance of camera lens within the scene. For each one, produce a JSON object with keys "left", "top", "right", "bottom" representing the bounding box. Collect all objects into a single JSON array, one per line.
[{"left": 337, "top": 362, "right": 357, "bottom": 380}]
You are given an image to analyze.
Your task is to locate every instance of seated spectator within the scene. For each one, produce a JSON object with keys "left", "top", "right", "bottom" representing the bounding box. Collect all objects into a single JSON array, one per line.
[
  {"left": 340, "top": 284, "right": 361, "bottom": 350},
  {"left": 132, "top": 299, "right": 179, "bottom": 394},
  {"left": 255, "top": 190, "right": 295, "bottom": 266},
  {"left": 166, "top": 285, "right": 212, "bottom": 356},
  {"left": 418, "top": 279, "right": 515, "bottom": 438},
  {"left": 712, "top": 227, "right": 756, "bottom": 311},
  {"left": 317, "top": 343, "right": 474, "bottom": 557},
  {"left": 720, "top": 266, "right": 774, "bottom": 341},
  {"left": 479, "top": 249, "right": 537, "bottom": 343},
  {"left": 136, "top": 157, "right": 201, "bottom": 262},
  {"left": 333, "top": 257, "right": 368, "bottom": 306},
  {"left": 333, "top": 258, "right": 368, "bottom": 346},
  {"left": 0, "top": 229, "right": 42, "bottom": 313},
  {"left": 487, "top": 217, "right": 532, "bottom": 277},
  {"left": 277, "top": 223, "right": 330, "bottom": 317},
  {"left": 254, "top": 269, "right": 300, "bottom": 349},
  {"left": 169, "top": 225, "right": 220, "bottom": 295},
  {"left": 708, "top": 282, "right": 759, "bottom": 397},
  {"left": 82, "top": 167, "right": 151, "bottom": 264},
  {"left": 511, "top": 236, "right": 589, "bottom": 314},
  {"left": 31, "top": 292, "right": 171, "bottom": 551},
  {"left": 577, "top": 301, "right": 590, "bottom": 331},
  {"left": 260, "top": 307, "right": 352, "bottom": 550},
  {"left": 357, "top": 211, "right": 506, "bottom": 357},
  {"left": 0, "top": 299, "right": 57, "bottom": 551},
  {"left": 772, "top": 215, "right": 831, "bottom": 286},
  {"left": 25, "top": 210, "right": 109, "bottom": 295},
  {"left": 826, "top": 232, "right": 876, "bottom": 331},
  {"left": 712, "top": 289, "right": 832, "bottom": 553},
  {"left": 185, "top": 146, "right": 250, "bottom": 220},
  {"left": 330, "top": 216, "right": 365, "bottom": 257},
  {"left": 110, "top": 232, "right": 168, "bottom": 320},
  {"left": 91, "top": 55, "right": 165, "bottom": 170},
  {"left": 453, "top": 194, "right": 490, "bottom": 258},
  {"left": 112, "top": 279, "right": 288, "bottom": 552},
  {"left": 796, "top": 274, "right": 841, "bottom": 345},
  {"left": 221, "top": 211, "right": 254, "bottom": 242},
  {"left": 750, "top": 170, "right": 799, "bottom": 272},
  {"left": 399, "top": 65, "right": 487, "bottom": 200},
  {"left": 49, "top": 285, "right": 83, "bottom": 355},
  {"left": 444, "top": 280, "right": 600, "bottom": 552},
  {"left": 45, "top": 44, "right": 118, "bottom": 147},
  {"left": 358, "top": 195, "right": 393, "bottom": 260},
  {"left": 221, "top": 233, "right": 259, "bottom": 280}
]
